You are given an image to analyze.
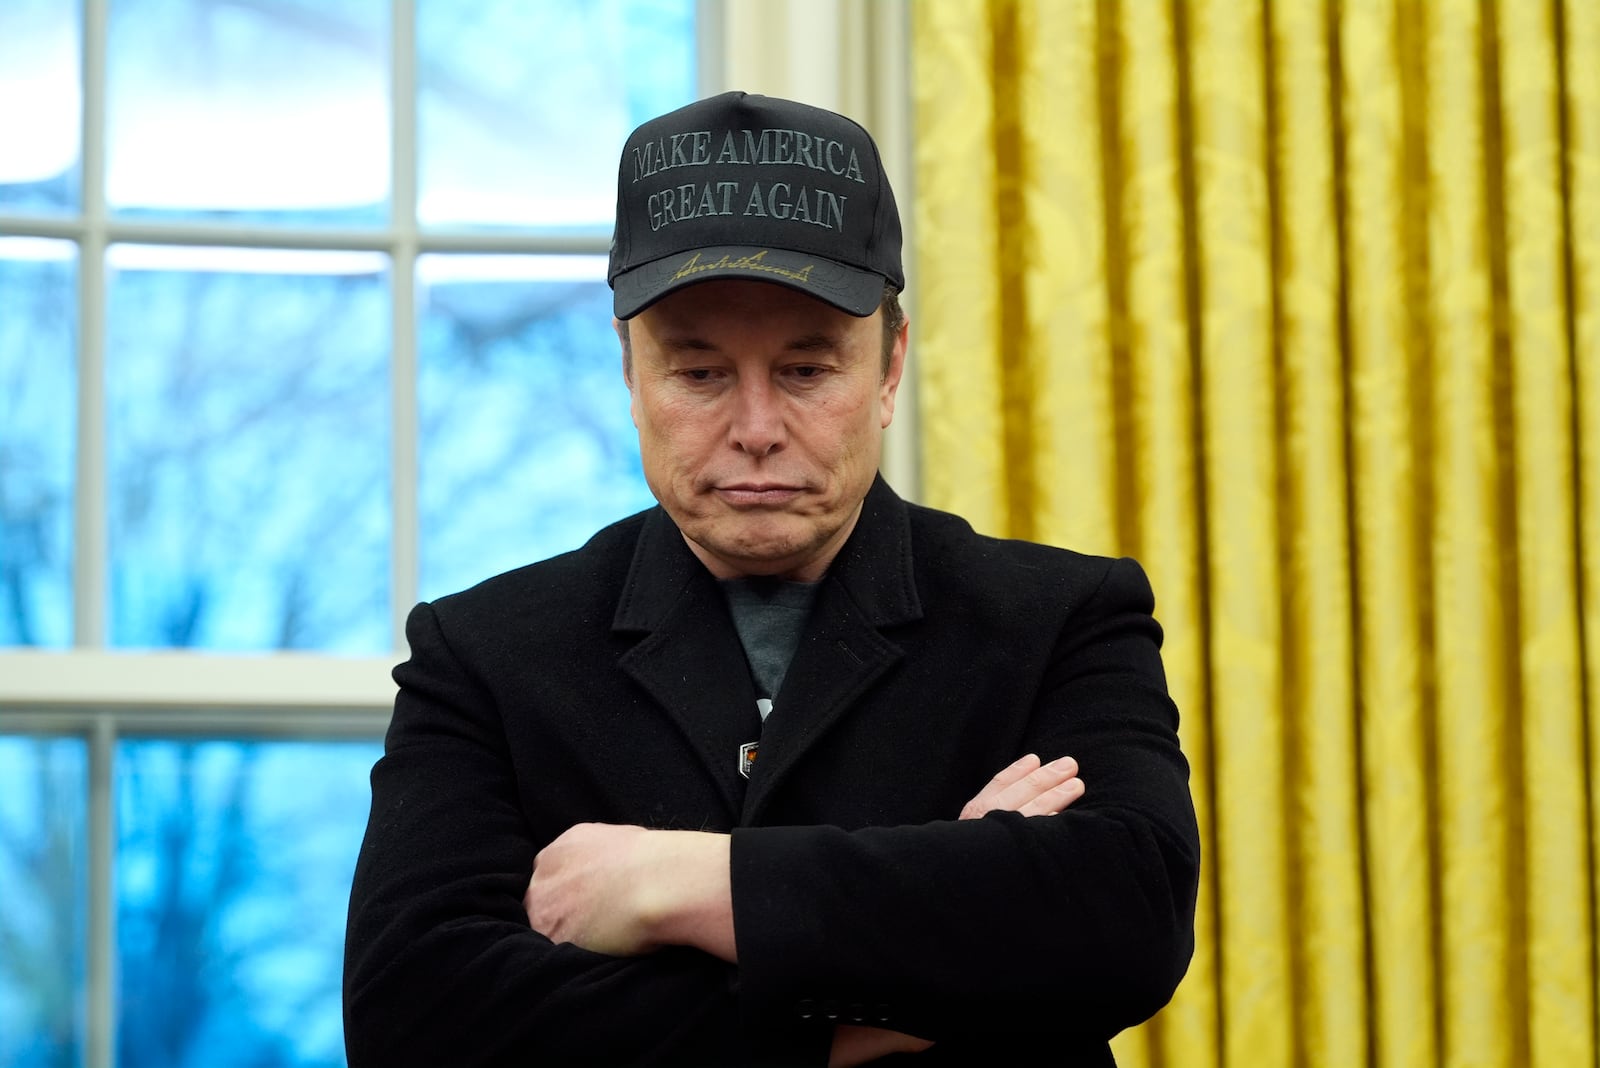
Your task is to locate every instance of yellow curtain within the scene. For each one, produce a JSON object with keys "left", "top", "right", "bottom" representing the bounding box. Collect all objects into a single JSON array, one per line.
[{"left": 910, "top": 1, "right": 1599, "bottom": 1066}]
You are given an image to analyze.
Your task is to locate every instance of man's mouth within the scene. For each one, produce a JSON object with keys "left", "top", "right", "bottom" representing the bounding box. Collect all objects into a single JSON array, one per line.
[{"left": 713, "top": 484, "right": 804, "bottom": 506}]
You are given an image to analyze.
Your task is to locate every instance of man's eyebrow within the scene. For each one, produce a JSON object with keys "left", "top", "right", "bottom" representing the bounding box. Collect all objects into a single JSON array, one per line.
[
  {"left": 786, "top": 333, "right": 840, "bottom": 352},
  {"left": 656, "top": 333, "right": 842, "bottom": 353},
  {"left": 659, "top": 335, "right": 718, "bottom": 352}
]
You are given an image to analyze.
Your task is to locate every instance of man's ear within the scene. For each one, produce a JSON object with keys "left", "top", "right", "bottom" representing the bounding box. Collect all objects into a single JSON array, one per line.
[{"left": 879, "top": 314, "right": 909, "bottom": 429}]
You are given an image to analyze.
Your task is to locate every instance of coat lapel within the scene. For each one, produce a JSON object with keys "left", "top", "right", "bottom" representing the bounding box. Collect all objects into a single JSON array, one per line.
[
  {"left": 610, "top": 480, "right": 925, "bottom": 824},
  {"left": 613, "top": 509, "right": 760, "bottom": 819},
  {"left": 741, "top": 478, "right": 924, "bottom": 822}
]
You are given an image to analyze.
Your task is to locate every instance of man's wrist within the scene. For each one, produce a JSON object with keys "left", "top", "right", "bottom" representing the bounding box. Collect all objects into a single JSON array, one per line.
[{"left": 639, "top": 830, "right": 737, "bottom": 961}]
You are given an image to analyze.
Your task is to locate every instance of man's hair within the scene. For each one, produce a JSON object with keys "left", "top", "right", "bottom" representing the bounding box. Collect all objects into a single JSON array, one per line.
[
  {"left": 878, "top": 285, "right": 906, "bottom": 371},
  {"left": 621, "top": 283, "right": 905, "bottom": 381}
]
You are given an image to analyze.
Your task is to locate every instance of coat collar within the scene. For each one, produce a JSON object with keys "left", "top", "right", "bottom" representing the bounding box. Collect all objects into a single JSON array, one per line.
[
  {"left": 609, "top": 476, "right": 924, "bottom": 821},
  {"left": 610, "top": 475, "right": 923, "bottom": 634}
]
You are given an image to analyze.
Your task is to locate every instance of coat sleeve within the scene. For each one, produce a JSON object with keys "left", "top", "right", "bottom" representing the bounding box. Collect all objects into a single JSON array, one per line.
[
  {"left": 727, "top": 556, "right": 1201, "bottom": 1043},
  {"left": 342, "top": 602, "right": 830, "bottom": 1068}
]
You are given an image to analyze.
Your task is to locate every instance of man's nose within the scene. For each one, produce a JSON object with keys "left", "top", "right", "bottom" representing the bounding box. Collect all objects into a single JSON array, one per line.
[{"left": 728, "top": 375, "right": 785, "bottom": 456}]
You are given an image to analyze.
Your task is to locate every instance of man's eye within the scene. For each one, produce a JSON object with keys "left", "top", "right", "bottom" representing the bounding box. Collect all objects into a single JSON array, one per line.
[
  {"left": 789, "top": 366, "right": 826, "bottom": 379},
  {"left": 684, "top": 369, "right": 718, "bottom": 382}
]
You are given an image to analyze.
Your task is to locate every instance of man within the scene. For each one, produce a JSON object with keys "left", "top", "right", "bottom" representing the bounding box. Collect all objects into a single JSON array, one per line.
[{"left": 344, "top": 91, "right": 1199, "bottom": 1067}]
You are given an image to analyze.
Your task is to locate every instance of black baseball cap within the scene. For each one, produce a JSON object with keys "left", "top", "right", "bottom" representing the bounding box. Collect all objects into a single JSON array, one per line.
[{"left": 607, "top": 91, "right": 904, "bottom": 319}]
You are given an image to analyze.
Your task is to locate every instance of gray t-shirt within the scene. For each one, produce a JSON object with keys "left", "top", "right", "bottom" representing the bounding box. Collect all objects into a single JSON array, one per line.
[{"left": 719, "top": 576, "right": 820, "bottom": 723}]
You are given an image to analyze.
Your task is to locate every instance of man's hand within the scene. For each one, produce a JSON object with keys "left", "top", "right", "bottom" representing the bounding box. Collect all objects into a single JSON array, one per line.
[
  {"left": 959, "top": 753, "right": 1083, "bottom": 820},
  {"left": 524, "top": 823, "right": 736, "bottom": 961},
  {"left": 829, "top": 1024, "right": 935, "bottom": 1067}
]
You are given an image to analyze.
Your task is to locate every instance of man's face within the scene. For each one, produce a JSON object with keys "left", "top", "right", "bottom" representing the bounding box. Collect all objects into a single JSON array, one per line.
[{"left": 621, "top": 279, "right": 907, "bottom": 581}]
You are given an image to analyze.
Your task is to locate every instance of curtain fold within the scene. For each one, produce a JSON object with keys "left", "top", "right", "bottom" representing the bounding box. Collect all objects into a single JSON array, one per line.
[
  {"left": 1341, "top": 3, "right": 1439, "bottom": 1064},
  {"left": 910, "top": 2, "right": 1598, "bottom": 1065},
  {"left": 1576, "top": 2, "right": 1600, "bottom": 1061}
]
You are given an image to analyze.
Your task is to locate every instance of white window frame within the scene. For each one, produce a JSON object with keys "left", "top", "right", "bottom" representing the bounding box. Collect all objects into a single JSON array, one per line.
[{"left": 0, "top": 2, "right": 913, "bottom": 1065}]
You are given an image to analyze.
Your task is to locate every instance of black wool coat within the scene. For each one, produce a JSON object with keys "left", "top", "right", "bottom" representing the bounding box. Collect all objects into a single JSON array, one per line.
[{"left": 344, "top": 478, "right": 1201, "bottom": 1067}]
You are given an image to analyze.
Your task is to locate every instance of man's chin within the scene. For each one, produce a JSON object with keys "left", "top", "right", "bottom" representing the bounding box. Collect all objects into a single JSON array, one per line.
[
  {"left": 714, "top": 540, "right": 815, "bottom": 574},
  {"left": 684, "top": 522, "right": 831, "bottom": 579}
]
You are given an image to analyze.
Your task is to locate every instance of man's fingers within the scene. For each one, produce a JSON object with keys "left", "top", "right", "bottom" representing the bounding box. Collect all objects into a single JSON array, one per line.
[
  {"left": 994, "top": 752, "right": 1044, "bottom": 785},
  {"left": 959, "top": 754, "right": 1038, "bottom": 819},
  {"left": 982, "top": 753, "right": 1043, "bottom": 794},
  {"left": 960, "top": 754, "right": 1080, "bottom": 819},
  {"left": 993, "top": 755, "right": 1078, "bottom": 812},
  {"left": 1016, "top": 775, "right": 1085, "bottom": 817},
  {"left": 830, "top": 1025, "right": 935, "bottom": 1067}
]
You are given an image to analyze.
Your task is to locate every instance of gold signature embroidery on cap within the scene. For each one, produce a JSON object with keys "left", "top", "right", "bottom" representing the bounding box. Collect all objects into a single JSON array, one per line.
[{"left": 671, "top": 251, "right": 815, "bottom": 284}]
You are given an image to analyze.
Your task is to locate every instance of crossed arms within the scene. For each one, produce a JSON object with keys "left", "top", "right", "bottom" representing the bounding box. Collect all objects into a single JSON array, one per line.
[
  {"left": 523, "top": 754, "right": 1085, "bottom": 1066},
  {"left": 523, "top": 752, "right": 1084, "bottom": 959}
]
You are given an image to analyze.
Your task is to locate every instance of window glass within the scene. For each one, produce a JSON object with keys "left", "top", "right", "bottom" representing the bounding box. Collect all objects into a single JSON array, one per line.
[
  {"left": 116, "top": 737, "right": 383, "bottom": 1068},
  {"left": 0, "top": 735, "right": 88, "bottom": 1068},
  {"left": 0, "top": 0, "right": 81, "bottom": 214},
  {"left": 0, "top": 238, "right": 76, "bottom": 648},
  {"left": 106, "top": 247, "right": 390, "bottom": 652},
  {"left": 416, "top": 0, "right": 696, "bottom": 229},
  {"left": 106, "top": 0, "right": 388, "bottom": 226},
  {"left": 417, "top": 254, "right": 653, "bottom": 601}
]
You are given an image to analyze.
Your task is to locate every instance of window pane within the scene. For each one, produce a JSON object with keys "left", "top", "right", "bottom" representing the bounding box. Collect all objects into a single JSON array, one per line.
[
  {"left": 107, "top": 247, "right": 390, "bottom": 652},
  {"left": 0, "top": 0, "right": 80, "bottom": 214},
  {"left": 116, "top": 737, "right": 382, "bottom": 1068},
  {"left": 0, "top": 735, "right": 88, "bottom": 1068},
  {"left": 107, "top": 0, "right": 388, "bottom": 225},
  {"left": 417, "top": 255, "right": 653, "bottom": 601},
  {"left": 417, "top": 0, "right": 696, "bottom": 229},
  {"left": 0, "top": 238, "right": 76, "bottom": 648}
]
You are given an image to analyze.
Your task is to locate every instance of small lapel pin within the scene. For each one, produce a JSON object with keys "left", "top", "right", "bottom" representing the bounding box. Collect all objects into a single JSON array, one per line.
[{"left": 738, "top": 741, "right": 759, "bottom": 779}]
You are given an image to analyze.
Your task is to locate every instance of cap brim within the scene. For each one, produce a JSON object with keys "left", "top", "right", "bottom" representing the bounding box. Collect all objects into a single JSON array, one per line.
[{"left": 612, "top": 245, "right": 885, "bottom": 319}]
